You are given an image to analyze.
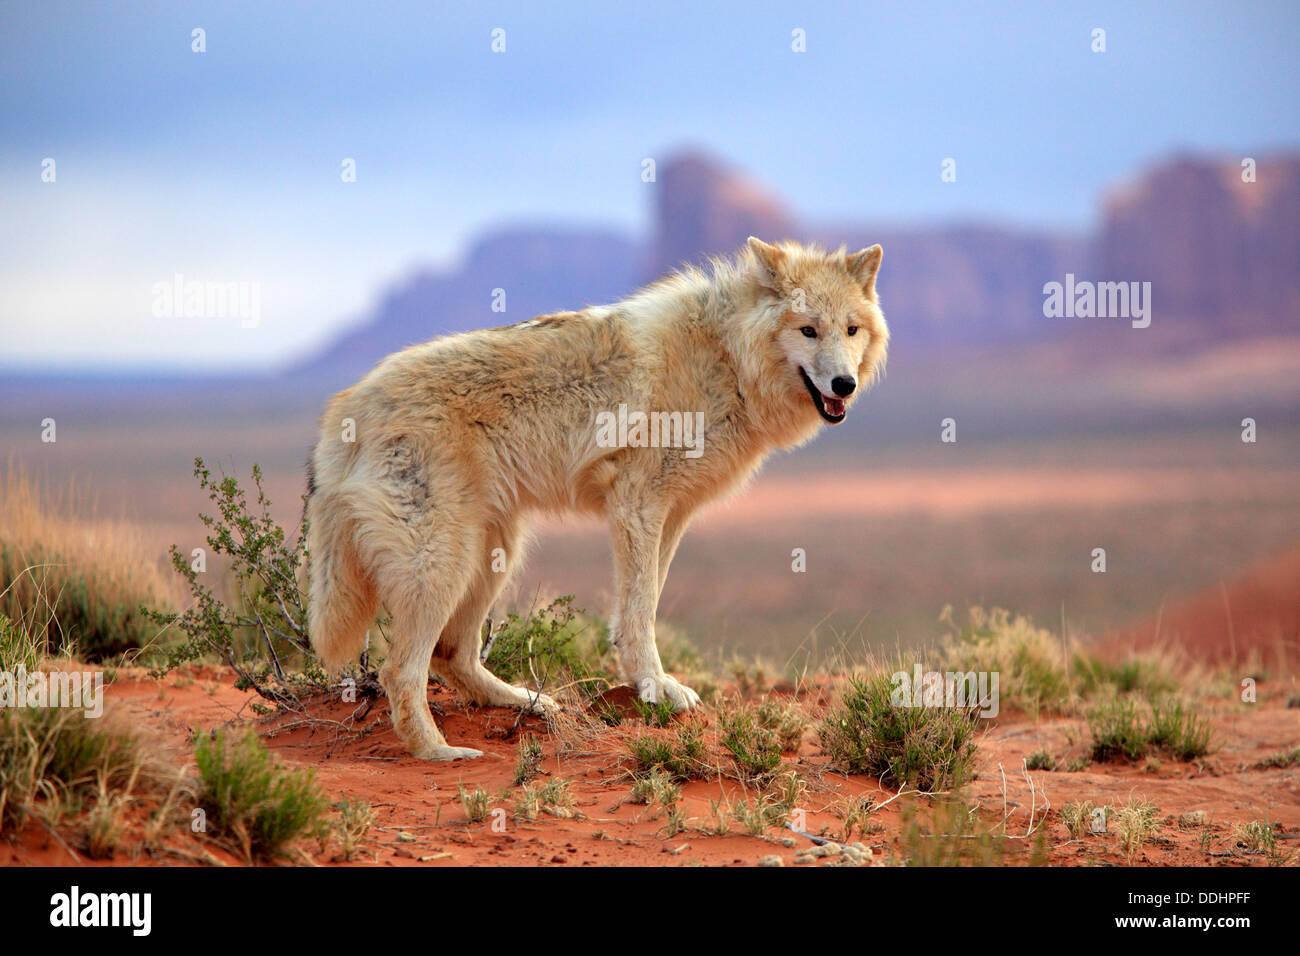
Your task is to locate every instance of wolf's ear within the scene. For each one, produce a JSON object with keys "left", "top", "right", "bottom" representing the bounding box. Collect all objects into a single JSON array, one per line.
[
  {"left": 748, "top": 236, "right": 787, "bottom": 291},
  {"left": 846, "top": 244, "right": 883, "bottom": 298}
]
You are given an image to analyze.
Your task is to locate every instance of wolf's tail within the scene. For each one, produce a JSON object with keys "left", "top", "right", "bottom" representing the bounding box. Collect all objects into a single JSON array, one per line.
[{"left": 305, "top": 483, "right": 377, "bottom": 671}]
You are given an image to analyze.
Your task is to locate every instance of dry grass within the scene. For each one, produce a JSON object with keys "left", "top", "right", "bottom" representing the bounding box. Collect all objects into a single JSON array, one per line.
[
  {"left": 328, "top": 798, "right": 374, "bottom": 862},
  {"left": 833, "top": 793, "right": 878, "bottom": 842},
  {"left": 0, "top": 465, "right": 176, "bottom": 661},
  {"left": 1115, "top": 797, "right": 1160, "bottom": 864},
  {"left": 1060, "top": 800, "right": 1099, "bottom": 840},
  {"left": 939, "top": 606, "right": 1079, "bottom": 717},
  {"left": 0, "top": 704, "right": 183, "bottom": 858},
  {"left": 457, "top": 784, "right": 492, "bottom": 823}
]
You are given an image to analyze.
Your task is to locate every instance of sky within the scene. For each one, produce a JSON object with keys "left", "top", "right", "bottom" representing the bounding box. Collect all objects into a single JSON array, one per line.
[{"left": 1, "top": 0, "right": 1297, "bottom": 372}]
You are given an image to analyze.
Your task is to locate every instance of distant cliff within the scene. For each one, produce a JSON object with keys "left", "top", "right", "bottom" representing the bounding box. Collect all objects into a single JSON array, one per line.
[
  {"left": 1099, "top": 154, "right": 1300, "bottom": 329},
  {"left": 293, "top": 150, "right": 1299, "bottom": 387}
]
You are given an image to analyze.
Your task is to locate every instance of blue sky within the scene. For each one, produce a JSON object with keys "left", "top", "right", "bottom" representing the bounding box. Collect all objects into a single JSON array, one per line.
[{"left": 2, "top": 0, "right": 1297, "bottom": 371}]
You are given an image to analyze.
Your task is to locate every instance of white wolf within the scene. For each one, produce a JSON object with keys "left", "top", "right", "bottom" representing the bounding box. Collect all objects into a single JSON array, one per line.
[{"left": 306, "top": 237, "right": 888, "bottom": 760}]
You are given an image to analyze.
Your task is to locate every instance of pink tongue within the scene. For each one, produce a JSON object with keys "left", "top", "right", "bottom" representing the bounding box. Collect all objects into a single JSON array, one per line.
[{"left": 825, "top": 397, "right": 845, "bottom": 416}]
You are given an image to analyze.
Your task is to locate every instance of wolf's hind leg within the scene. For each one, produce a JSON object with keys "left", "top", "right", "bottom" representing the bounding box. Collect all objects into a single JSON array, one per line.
[
  {"left": 369, "top": 523, "right": 484, "bottom": 761},
  {"left": 432, "top": 523, "right": 558, "bottom": 714}
]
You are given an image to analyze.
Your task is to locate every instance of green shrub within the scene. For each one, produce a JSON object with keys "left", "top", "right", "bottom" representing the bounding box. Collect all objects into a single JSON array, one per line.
[
  {"left": 628, "top": 720, "right": 708, "bottom": 780},
  {"left": 1025, "top": 749, "right": 1058, "bottom": 771},
  {"left": 1088, "top": 698, "right": 1150, "bottom": 762},
  {"left": 718, "top": 702, "right": 785, "bottom": 779},
  {"left": 482, "top": 596, "right": 613, "bottom": 702},
  {"left": 1148, "top": 698, "right": 1213, "bottom": 760},
  {"left": 818, "top": 672, "right": 978, "bottom": 791},
  {"left": 193, "top": 727, "right": 327, "bottom": 860},
  {"left": 148, "top": 460, "right": 339, "bottom": 705},
  {"left": 1088, "top": 697, "right": 1213, "bottom": 763}
]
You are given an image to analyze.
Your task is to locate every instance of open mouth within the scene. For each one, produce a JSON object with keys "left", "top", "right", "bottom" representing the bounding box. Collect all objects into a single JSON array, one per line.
[{"left": 799, "top": 368, "right": 846, "bottom": 424}]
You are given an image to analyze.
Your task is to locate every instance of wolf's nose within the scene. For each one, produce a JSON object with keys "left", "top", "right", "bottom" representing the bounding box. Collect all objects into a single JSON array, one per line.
[{"left": 831, "top": 376, "right": 856, "bottom": 397}]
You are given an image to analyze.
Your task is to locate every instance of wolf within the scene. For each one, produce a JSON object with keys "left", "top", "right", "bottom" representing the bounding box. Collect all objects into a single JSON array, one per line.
[{"left": 306, "top": 237, "right": 888, "bottom": 760}]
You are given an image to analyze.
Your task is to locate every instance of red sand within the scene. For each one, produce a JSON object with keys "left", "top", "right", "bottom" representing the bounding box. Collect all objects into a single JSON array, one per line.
[
  {"left": 3, "top": 551, "right": 1298, "bottom": 867},
  {"left": 3, "top": 671, "right": 1296, "bottom": 867}
]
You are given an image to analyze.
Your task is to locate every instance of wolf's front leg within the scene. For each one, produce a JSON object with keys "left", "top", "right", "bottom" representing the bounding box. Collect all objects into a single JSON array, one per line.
[{"left": 609, "top": 508, "right": 702, "bottom": 712}]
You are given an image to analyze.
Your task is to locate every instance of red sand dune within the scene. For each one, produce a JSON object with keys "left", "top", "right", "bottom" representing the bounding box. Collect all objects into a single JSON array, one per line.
[{"left": 1098, "top": 545, "right": 1300, "bottom": 673}]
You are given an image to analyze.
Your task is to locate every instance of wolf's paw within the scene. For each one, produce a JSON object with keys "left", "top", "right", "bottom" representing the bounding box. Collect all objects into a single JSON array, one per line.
[
  {"left": 490, "top": 685, "right": 559, "bottom": 715},
  {"left": 517, "top": 690, "right": 559, "bottom": 715},
  {"left": 412, "top": 743, "right": 484, "bottom": 762},
  {"left": 637, "top": 674, "right": 702, "bottom": 711}
]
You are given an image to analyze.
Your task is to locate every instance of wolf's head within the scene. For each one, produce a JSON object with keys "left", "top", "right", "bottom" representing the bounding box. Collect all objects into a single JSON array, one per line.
[{"left": 745, "top": 237, "right": 889, "bottom": 426}]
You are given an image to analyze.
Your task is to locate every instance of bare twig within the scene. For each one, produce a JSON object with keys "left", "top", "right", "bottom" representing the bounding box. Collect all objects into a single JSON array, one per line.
[{"left": 18, "top": 803, "right": 82, "bottom": 864}]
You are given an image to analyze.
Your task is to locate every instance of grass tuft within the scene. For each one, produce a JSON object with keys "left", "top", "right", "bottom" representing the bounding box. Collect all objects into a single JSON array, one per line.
[
  {"left": 512, "top": 734, "right": 544, "bottom": 786},
  {"left": 330, "top": 798, "right": 374, "bottom": 861},
  {"left": 818, "top": 672, "right": 978, "bottom": 791},
  {"left": 627, "top": 720, "right": 708, "bottom": 780},
  {"left": 899, "top": 793, "right": 1018, "bottom": 866},
  {"left": 1115, "top": 797, "right": 1159, "bottom": 864},
  {"left": 940, "top": 606, "right": 1074, "bottom": 717},
  {"left": 718, "top": 701, "right": 785, "bottom": 780},
  {"left": 193, "top": 727, "right": 327, "bottom": 861},
  {"left": 1025, "top": 749, "right": 1058, "bottom": 771},
  {"left": 1088, "top": 697, "right": 1213, "bottom": 763},
  {"left": 457, "top": 784, "right": 492, "bottom": 824},
  {"left": 0, "top": 609, "right": 42, "bottom": 673}
]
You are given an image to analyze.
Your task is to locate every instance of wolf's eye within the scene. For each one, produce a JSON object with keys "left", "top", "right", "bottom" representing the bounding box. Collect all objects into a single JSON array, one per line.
[
  {"left": 799, "top": 326, "right": 817, "bottom": 338},
  {"left": 847, "top": 325, "right": 859, "bottom": 336}
]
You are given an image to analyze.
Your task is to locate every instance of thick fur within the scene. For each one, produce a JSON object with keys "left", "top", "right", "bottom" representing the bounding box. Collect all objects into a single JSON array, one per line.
[{"left": 306, "top": 238, "right": 888, "bottom": 760}]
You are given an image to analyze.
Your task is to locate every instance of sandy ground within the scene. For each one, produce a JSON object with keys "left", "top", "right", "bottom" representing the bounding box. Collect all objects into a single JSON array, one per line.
[
  {"left": 3, "top": 658, "right": 1296, "bottom": 868},
  {"left": 2, "top": 449, "right": 1296, "bottom": 867}
]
